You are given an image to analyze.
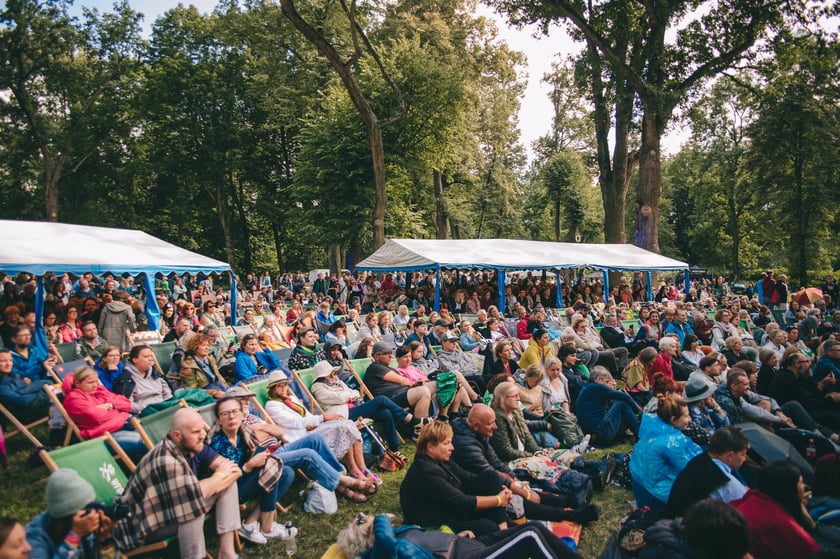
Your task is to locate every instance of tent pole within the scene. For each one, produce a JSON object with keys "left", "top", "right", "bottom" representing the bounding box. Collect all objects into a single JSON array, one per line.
[
  {"left": 33, "top": 276, "right": 48, "bottom": 356},
  {"left": 496, "top": 270, "right": 505, "bottom": 314},
  {"left": 433, "top": 266, "right": 441, "bottom": 313},
  {"left": 230, "top": 272, "right": 238, "bottom": 326},
  {"left": 555, "top": 269, "right": 562, "bottom": 309},
  {"left": 602, "top": 271, "right": 610, "bottom": 306},
  {"left": 646, "top": 271, "right": 654, "bottom": 302},
  {"left": 142, "top": 273, "right": 161, "bottom": 332},
  {"left": 684, "top": 269, "right": 691, "bottom": 296}
]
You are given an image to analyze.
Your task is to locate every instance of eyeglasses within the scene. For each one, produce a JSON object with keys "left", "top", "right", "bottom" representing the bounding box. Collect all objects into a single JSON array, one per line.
[
  {"left": 219, "top": 409, "right": 242, "bottom": 418},
  {"left": 505, "top": 393, "right": 520, "bottom": 399}
]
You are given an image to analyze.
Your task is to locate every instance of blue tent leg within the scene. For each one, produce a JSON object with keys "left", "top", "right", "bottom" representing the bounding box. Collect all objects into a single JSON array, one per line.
[
  {"left": 433, "top": 265, "right": 441, "bottom": 312},
  {"left": 230, "top": 273, "right": 238, "bottom": 326},
  {"left": 646, "top": 271, "right": 654, "bottom": 302},
  {"left": 142, "top": 272, "right": 161, "bottom": 332},
  {"left": 33, "top": 276, "right": 48, "bottom": 357},
  {"left": 496, "top": 270, "right": 505, "bottom": 313},
  {"left": 603, "top": 271, "right": 610, "bottom": 305}
]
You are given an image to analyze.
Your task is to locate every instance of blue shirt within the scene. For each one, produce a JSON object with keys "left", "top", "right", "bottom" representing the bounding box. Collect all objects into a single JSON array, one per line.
[{"left": 709, "top": 457, "right": 748, "bottom": 503}]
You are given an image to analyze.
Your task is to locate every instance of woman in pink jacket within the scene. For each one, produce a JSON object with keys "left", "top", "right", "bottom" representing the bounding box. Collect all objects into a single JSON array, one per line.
[{"left": 62, "top": 366, "right": 147, "bottom": 457}]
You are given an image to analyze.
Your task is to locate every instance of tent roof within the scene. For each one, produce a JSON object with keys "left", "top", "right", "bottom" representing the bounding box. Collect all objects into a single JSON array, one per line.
[
  {"left": 356, "top": 239, "right": 688, "bottom": 273},
  {"left": 0, "top": 220, "right": 233, "bottom": 276}
]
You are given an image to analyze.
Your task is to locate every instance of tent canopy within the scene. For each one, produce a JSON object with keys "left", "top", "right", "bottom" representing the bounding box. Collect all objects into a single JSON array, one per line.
[
  {"left": 356, "top": 239, "right": 688, "bottom": 273},
  {"left": 0, "top": 220, "right": 232, "bottom": 276}
]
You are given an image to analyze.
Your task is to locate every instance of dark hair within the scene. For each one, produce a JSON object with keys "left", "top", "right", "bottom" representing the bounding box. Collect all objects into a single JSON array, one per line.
[
  {"left": 328, "top": 320, "right": 346, "bottom": 334},
  {"left": 783, "top": 351, "right": 805, "bottom": 369},
  {"left": 0, "top": 517, "right": 19, "bottom": 549},
  {"left": 239, "top": 333, "right": 257, "bottom": 351},
  {"left": 532, "top": 328, "right": 548, "bottom": 340},
  {"left": 651, "top": 372, "right": 680, "bottom": 396},
  {"left": 708, "top": 427, "right": 749, "bottom": 455},
  {"left": 128, "top": 344, "right": 151, "bottom": 361},
  {"left": 684, "top": 500, "right": 750, "bottom": 559},
  {"left": 296, "top": 327, "right": 317, "bottom": 343},
  {"left": 395, "top": 345, "right": 411, "bottom": 358},
  {"left": 757, "top": 461, "right": 809, "bottom": 527},
  {"left": 485, "top": 373, "right": 511, "bottom": 396},
  {"left": 733, "top": 360, "right": 757, "bottom": 376},
  {"left": 726, "top": 369, "right": 748, "bottom": 388},
  {"left": 681, "top": 333, "right": 698, "bottom": 351}
]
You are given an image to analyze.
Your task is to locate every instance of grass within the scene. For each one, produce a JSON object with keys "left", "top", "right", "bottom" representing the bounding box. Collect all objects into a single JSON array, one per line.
[{"left": 1, "top": 425, "right": 634, "bottom": 559}]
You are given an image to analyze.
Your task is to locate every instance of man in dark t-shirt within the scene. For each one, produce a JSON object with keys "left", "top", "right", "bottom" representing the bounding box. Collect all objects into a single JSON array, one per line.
[{"left": 365, "top": 342, "right": 433, "bottom": 419}]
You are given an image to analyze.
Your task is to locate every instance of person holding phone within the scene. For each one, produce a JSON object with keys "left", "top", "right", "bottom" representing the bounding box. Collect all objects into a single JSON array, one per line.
[{"left": 26, "top": 469, "right": 117, "bottom": 559}]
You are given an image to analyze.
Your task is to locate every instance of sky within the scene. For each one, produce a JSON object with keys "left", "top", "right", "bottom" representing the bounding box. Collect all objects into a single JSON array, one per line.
[{"left": 71, "top": 0, "right": 690, "bottom": 161}]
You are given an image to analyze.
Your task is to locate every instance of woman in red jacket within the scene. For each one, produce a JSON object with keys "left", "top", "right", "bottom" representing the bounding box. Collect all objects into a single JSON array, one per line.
[
  {"left": 731, "top": 461, "right": 822, "bottom": 559},
  {"left": 62, "top": 366, "right": 146, "bottom": 457}
]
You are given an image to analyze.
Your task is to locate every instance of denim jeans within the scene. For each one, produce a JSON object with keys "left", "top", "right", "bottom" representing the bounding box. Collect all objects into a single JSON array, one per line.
[
  {"left": 592, "top": 401, "right": 638, "bottom": 446},
  {"left": 238, "top": 464, "right": 295, "bottom": 512},
  {"left": 348, "top": 396, "right": 408, "bottom": 449},
  {"left": 111, "top": 429, "right": 147, "bottom": 459},
  {"left": 272, "top": 433, "right": 343, "bottom": 490}
]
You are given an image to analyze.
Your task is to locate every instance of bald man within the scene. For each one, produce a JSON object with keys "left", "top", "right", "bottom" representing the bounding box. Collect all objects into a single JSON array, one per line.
[
  {"left": 113, "top": 408, "right": 242, "bottom": 558},
  {"left": 451, "top": 405, "right": 599, "bottom": 524}
]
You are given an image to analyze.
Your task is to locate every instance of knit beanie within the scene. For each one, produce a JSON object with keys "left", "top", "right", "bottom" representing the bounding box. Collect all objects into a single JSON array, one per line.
[{"left": 46, "top": 469, "right": 96, "bottom": 519}]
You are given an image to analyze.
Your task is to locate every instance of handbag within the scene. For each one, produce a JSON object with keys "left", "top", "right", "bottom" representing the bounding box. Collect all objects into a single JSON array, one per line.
[{"left": 303, "top": 481, "right": 338, "bottom": 514}]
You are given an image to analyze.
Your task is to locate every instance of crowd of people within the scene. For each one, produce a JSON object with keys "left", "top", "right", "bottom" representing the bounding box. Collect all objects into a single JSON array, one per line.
[{"left": 1, "top": 267, "right": 840, "bottom": 559}]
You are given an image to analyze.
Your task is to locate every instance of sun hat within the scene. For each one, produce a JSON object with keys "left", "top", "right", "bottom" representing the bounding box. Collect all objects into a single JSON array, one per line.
[
  {"left": 313, "top": 360, "right": 339, "bottom": 380},
  {"left": 267, "top": 369, "right": 290, "bottom": 387},
  {"left": 683, "top": 376, "right": 716, "bottom": 403}
]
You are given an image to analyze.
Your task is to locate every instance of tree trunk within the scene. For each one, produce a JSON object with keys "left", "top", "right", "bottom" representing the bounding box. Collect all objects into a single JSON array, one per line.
[
  {"left": 433, "top": 169, "right": 448, "bottom": 239},
  {"left": 215, "top": 182, "right": 236, "bottom": 266},
  {"left": 554, "top": 200, "right": 561, "bottom": 242},
  {"left": 368, "top": 120, "right": 387, "bottom": 250},
  {"left": 635, "top": 110, "right": 663, "bottom": 253},
  {"left": 333, "top": 244, "right": 343, "bottom": 275},
  {"left": 272, "top": 224, "right": 284, "bottom": 272},
  {"left": 44, "top": 161, "right": 61, "bottom": 222}
]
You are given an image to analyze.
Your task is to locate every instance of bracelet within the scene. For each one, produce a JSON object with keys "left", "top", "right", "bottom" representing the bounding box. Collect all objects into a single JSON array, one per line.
[
  {"left": 213, "top": 472, "right": 227, "bottom": 479},
  {"left": 65, "top": 533, "right": 82, "bottom": 547},
  {"left": 243, "top": 465, "right": 252, "bottom": 474},
  {"left": 526, "top": 490, "right": 532, "bottom": 501},
  {"left": 496, "top": 494, "right": 502, "bottom": 507}
]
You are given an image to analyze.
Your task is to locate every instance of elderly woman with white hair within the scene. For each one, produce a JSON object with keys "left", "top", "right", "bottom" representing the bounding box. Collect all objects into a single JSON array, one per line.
[{"left": 649, "top": 336, "right": 680, "bottom": 382}]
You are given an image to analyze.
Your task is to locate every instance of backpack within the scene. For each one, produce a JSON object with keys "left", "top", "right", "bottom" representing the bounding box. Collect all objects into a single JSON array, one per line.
[{"left": 545, "top": 409, "right": 585, "bottom": 447}]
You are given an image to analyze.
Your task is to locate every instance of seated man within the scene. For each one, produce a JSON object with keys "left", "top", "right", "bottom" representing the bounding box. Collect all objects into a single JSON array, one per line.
[
  {"left": 0, "top": 348, "right": 51, "bottom": 423},
  {"left": 9, "top": 326, "right": 54, "bottom": 380},
  {"left": 578, "top": 316, "right": 629, "bottom": 376},
  {"left": 112, "top": 408, "right": 241, "bottom": 559},
  {"left": 575, "top": 366, "right": 640, "bottom": 446},
  {"left": 814, "top": 340, "right": 840, "bottom": 384},
  {"left": 601, "top": 314, "right": 645, "bottom": 355},
  {"left": 667, "top": 427, "right": 750, "bottom": 518},
  {"left": 0, "top": 304, "right": 24, "bottom": 348},
  {"left": 663, "top": 310, "right": 695, "bottom": 348},
  {"left": 73, "top": 322, "right": 110, "bottom": 363},
  {"left": 403, "top": 320, "right": 433, "bottom": 359},
  {"left": 770, "top": 351, "right": 840, "bottom": 433},
  {"left": 436, "top": 332, "right": 486, "bottom": 394},
  {"left": 451, "top": 405, "right": 599, "bottom": 524},
  {"left": 364, "top": 342, "right": 433, "bottom": 423}
]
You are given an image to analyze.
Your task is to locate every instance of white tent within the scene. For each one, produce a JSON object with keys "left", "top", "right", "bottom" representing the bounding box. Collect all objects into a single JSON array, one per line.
[
  {"left": 0, "top": 220, "right": 236, "bottom": 339},
  {"left": 356, "top": 238, "right": 689, "bottom": 310},
  {"left": 356, "top": 239, "right": 688, "bottom": 272}
]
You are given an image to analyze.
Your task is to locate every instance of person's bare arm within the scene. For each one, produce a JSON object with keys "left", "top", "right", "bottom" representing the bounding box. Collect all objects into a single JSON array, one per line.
[{"left": 199, "top": 457, "right": 242, "bottom": 496}]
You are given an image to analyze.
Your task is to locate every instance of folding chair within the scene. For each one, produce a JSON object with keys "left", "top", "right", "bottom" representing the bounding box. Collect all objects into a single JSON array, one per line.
[
  {"left": 43, "top": 383, "right": 82, "bottom": 446},
  {"left": 288, "top": 368, "right": 324, "bottom": 414},
  {"left": 52, "top": 359, "right": 88, "bottom": 383},
  {"left": 230, "top": 326, "right": 256, "bottom": 340},
  {"left": 0, "top": 401, "right": 47, "bottom": 449},
  {"left": 345, "top": 358, "right": 374, "bottom": 400},
  {"left": 39, "top": 434, "right": 174, "bottom": 558},
  {"left": 272, "top": 347, "right": 292, "bottom": 368},
  {"left": 132, "top": 403, "right": 184, "bottom": 449},
  {"left": 149, "top": 341, "right": 177, "bottom": 375},
  {"left": 54, "top": 342, "right": 77, "bottom": 363}
]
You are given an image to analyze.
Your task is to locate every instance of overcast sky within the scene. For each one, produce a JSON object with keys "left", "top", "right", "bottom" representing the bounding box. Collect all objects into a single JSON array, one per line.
[{"left": 73, "top": 0, "right": 690, "bottom": 161}]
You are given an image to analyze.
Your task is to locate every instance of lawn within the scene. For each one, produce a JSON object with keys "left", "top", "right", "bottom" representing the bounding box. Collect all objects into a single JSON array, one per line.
[{"left": 0, "top": 426, "right": 633, "bottom": 558}]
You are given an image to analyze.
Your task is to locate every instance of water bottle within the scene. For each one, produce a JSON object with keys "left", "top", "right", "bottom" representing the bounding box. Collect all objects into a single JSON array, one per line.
[
  {"left": 285, "top": 522, "right": 297, "bottom": 557},
  {"left": 805, "top": 438, "right": 817, "bottom": 461}
]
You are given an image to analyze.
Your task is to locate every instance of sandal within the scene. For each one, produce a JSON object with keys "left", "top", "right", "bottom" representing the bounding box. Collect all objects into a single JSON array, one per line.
[{"left": 337, "top": 486, "right": 368, "bottom": 503}]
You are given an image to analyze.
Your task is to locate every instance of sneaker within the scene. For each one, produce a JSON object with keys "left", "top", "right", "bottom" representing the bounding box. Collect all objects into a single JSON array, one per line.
[
  {"left": 571, "top": 434, "right": 591, "bottom": 454},
  {"left": 238, "top": 521, "right": 267, "bottom": 545},
  {"left": 262, "top": 522, "right": 298, "bottom": 540}
]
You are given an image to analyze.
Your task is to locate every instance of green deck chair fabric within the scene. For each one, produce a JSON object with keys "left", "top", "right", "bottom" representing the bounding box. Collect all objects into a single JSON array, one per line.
[
  {"left": 55, "top": 342, "right": 77, "bottom": 363},
  {"left": 347, "top": 358, "right": 372, "bottom": 381},
  {"left": 47, "top": 437, "right": 129, "bottom": 501},
  {"left": 248, "top": 379, "right": 270, "bottom": 408},
  {"left": 136, "top": 405, "right": 182, "bottom": 446},
  {"left": 150, "top": 341, "right": 177, "bottom": 373}
]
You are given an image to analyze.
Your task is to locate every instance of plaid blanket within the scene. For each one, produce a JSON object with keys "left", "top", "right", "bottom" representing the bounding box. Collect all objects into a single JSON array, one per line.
[{"left": 112, "top": 436, "right": 209, "bottom": 551}]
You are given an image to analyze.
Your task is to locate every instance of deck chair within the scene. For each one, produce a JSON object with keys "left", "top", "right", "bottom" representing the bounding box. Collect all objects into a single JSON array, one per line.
[
  {"left": 230, "top": 325, "right": 256, "bottom": 340},
  {"left": 132, "top": 402, "right": 184, "bottom": 449},
  {"left": 272, "top": 347, "right": 292, "bottom": 367},
  {"left": 54, "top": 342, "right": 77, "bottom": 363},
  {"left": 0, "top": 401, "right": 48, "bottom": 449},
  {"left": 315, "top": 320, "right": 331, "bottom": 340},
  {"left": 289, "top": 368, "right": 324, "bottom": 414},
  {"left": 149, "top": 341, "right": 177, "bottom": 375},
  {"left": 345, "top": 358, "right": 374, "bottom": 400},
  {"left": 253, "top": 315, "right": 265, "bottom": 329},
  {"left": 39, "top": 434, "right": 175, "bottom": 557},
  {"left": 52, "top": 359, "right": 88, "bottom": 382},
  {"left": 43, "top": 384, "right": 82, "bottom": 446}
]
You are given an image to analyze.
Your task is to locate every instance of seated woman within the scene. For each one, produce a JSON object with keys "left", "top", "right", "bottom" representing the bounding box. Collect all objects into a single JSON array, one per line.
[
  {"left": 357, "top": 313, "right": 382, "bottom": 342},
  {"left": 635, "top": 310, "right": 663, "bottom": 348},
  {"left": 234, "top": 333, "right": 281, "bottom": 383},
  {"left": 258, "top": 315, "right": 290, "bottom": 349},
  {"left": 62, "top": 366, "right": 146, "bottom": 457},
  {"left": 722, "top": 337, "right": 756, "bottom": 370},
  {"left": 264, "top": 370, "right": 377, "bottom": 500},
  {"left": 682, "top": 376, "right": 730, "bottom": 448},
  {"left": 622, "top": 346, "right": 658, "bottom": 408},
  {"left": 324, "top": 320, "right": 350, "bottom": 348},
  {"left": 310, "top": 360, "right": 417, "bottom": 455},
  {"left": 732, "top": 461, "right": 822, "bottom": 559},
  {"left": 393, "top": 305, "right": 410, "bottom": 325},
  {"left": 377, "top": 312, "right": 401, "bottom": 349},
  {"left": 286, "top": 328, "right": 325, "bottom": 371},
  {"left": 180, "top": 333, "right": 228, "bottom": 399},
  {"left": 519, "top": 329, "right": 555, "bottom": 370},
  {"left": 240, "top": 308, "right": 259, "bottom": 332},
  {"left": 93, "top": 345, "right": 124, "bottom": 391},
  {"left": 516, "top": 364, "right": 561, "bottom": 449},
  {"left": 395, "top": 345, "right": 474, "bottom": 415},
  {"left": 490, "top": 340, "right": 520, "bottom": 377},
  {"left": 353, "top": 336, "right": 376, "bottom": 359},
  {"left": 112, "top": 345, "right": 173, "bottom": 415},
  {"left": 59, "top": 306, "right": 82, "bottom": 343},
  {"left": 629, "top": 394, "right": 702, "bottom": 509},
  {"left": 458, "top": 320, "right": 485, "bottom": 353},
  {"left": 0, "top": 348, "right": 52, "bottom": 424},
  {"left": 681, "top": 334, "right": 706, "bottom": 368},
  {"left": 208, "top": 397, "right": 294, "bottom": 544},
  {"left": 649, "top": 336, "right": 679, "bottom": 382},
  {"left": 400, "top": 420, "right": 511, "bottom": 536},
  {"left": 408, "top": 340, "right": 438, "bottom": 376}
]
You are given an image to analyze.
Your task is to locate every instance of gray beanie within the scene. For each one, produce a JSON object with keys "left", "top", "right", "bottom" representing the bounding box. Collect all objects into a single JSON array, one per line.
[{"left": 46, "top": 469, "right": 96, "bottom": 519}]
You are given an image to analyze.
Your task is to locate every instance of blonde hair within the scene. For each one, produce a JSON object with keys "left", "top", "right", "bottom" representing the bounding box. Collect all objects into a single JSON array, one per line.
[
  {"left": 415, "top": 420, "right": 453, "bottom": 456},
  {"left": 491, "top": 381, "right": 517, "bottom": 407},
  {"left": 73, "top": 365, "right": 98, "bottom": 385}
]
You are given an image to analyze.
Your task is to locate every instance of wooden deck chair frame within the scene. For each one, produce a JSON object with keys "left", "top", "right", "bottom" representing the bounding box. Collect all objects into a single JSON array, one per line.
[
  {"left": 131, "top": 399, "right": 188, "bottom": 450},
  {"left": 0, "top": 401, "right": 47, "bottom": 449},
  {"left": 50, "top": 359, "right": 89, "bottom": 384},
  {"left": 288, "top": 368, "right": 324, "bottom": 415},
  {"left": 344, "top": 358, "right": 374, "bottom": 400},
  {"left": 43, "top": 384, "right": 79, "bottom": 447}
]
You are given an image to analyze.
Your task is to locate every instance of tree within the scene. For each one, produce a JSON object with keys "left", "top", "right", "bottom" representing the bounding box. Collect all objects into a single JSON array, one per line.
[
  {"left": 0, "top": 0, "right": 143, "bottom": 221},
  {"left": 280, "top": 0, "right": 405, "bottom": 251},
  {"left": 491, "top": 0, "right": 797, "bottom": 252}
]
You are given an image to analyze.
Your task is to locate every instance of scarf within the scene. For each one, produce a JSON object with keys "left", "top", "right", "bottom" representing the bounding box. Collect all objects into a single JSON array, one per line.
[
  {"left": 295, "top": 344, "right": 317, "bottom": 359},
  {"left": 716, "top": 321, "right": 736, "bottom": 336},
  {"left": 283, "top": 396, "right": 307, "bottom": 417}
]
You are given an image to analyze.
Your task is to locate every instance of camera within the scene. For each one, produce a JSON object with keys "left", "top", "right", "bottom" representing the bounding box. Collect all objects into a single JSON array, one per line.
[{"left": 84, "top": 501, "right": 131, "bottom": 521}]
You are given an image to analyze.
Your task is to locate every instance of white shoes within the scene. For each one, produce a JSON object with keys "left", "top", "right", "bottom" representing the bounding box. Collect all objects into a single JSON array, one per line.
[
  {"left": 571, "top": 434, "right": 591, "bottom": 454},
  {"left": 238, "top": 521, "right": 267, "bottom": 545}
]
